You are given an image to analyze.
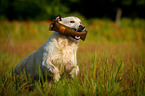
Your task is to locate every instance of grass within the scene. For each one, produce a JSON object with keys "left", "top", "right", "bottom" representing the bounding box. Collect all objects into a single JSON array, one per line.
[{"left": 0, "top": 18, "right": 145, "bottom": 95}]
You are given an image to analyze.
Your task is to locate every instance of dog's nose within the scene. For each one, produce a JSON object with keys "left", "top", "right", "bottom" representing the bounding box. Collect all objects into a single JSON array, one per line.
[{"left": 78, "top": 25, "right": 85, "bottom": 32}]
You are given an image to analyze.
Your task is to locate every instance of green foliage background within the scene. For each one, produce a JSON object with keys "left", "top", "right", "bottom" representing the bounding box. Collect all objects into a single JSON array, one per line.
[
  {"left": 0, "top": 0, "right": 69, "bottom": 20},
  {"left": 0, "top": 0, "right": 145, "bottom": 20}
]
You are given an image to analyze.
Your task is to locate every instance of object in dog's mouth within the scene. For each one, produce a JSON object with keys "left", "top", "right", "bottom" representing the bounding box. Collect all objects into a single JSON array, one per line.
[{"left": 49, "top": 20, "right": 88, "bottom": 41}]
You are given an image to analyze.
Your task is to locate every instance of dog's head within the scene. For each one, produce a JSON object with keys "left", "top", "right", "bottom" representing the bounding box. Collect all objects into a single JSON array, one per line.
[{"left": 56, "top": 16, "right": 85, "bottom": 41}]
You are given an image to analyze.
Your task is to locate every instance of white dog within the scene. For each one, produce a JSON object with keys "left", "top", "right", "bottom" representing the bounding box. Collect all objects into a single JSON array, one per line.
[{"left": 14, "top": 16, "right": 85, "bottom": 82}]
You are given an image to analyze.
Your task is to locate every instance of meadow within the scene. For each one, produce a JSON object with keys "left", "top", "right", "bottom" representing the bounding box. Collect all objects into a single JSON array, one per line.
[{"left": 0, "top": 18, "right": 145, "bottom": 95}]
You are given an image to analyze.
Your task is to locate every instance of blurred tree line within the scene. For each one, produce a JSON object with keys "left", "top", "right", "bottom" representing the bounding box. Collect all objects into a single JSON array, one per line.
[{"left": 0, "top": 0, "right": 145, "bottom": 20}]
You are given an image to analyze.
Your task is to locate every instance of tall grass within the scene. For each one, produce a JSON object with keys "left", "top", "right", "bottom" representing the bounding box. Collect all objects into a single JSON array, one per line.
[{"left": 0, "top": 18, "right": 145, "bottom": 95}]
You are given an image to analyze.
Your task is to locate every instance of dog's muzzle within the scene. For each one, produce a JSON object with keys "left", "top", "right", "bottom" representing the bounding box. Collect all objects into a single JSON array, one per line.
[
  {"left": 73, "top": 25, "right": 85, "bottom": 32},
  {"left": 71, "top": 25, "right": 85, "bottom": 40}
]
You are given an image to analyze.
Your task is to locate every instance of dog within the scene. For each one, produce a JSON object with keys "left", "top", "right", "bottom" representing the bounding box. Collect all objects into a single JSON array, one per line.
[{"left": 14, "top": 16, "right": 85, "bottom": 82}]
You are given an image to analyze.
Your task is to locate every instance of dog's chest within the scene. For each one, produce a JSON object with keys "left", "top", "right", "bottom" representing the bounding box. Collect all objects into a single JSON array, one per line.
[{"left": 51, "top": 40, "right": 78, "bottom": 74}]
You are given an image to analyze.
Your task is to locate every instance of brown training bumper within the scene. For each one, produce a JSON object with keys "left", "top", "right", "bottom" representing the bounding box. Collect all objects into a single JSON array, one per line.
[{"left": 49, "top": 20, "right": 88, "bottom": 41}]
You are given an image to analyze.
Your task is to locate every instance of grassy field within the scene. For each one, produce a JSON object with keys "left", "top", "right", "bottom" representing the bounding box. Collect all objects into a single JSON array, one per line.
[{"left": 0, "top": 18, "right": 145, "bottom": 95}]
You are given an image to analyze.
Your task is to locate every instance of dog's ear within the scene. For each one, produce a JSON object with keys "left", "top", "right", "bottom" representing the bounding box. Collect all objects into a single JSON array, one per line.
[
  {"left": 59, "top": 14, "right": 62, "bottom": 21},
  {"left": 55, "top": 14, "right": 62, "bottom": 21}
]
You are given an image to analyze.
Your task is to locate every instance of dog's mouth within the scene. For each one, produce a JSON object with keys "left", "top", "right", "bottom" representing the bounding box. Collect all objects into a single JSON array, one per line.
[
  {"left": 71, "top": 36, "right": 81, "bottom": 40},
  {"left": 70, "top": 28, "right": 80, "bottom": 40},
  {"left": 70, "top": 27, "right": 85, "bottom": 40}
]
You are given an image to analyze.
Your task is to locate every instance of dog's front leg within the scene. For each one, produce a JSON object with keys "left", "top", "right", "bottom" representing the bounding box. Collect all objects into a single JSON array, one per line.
[
  {"left": 42, "top": 60, "right": 60, "bottom": 82},
  {"left": 51, "top": 66, "right": 60, "bottom": 82}
]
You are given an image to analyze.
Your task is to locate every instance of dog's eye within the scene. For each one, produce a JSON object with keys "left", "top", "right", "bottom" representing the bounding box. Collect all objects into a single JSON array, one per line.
[{"left": 70, "top": 21, "right": 75, "bottom": 23}]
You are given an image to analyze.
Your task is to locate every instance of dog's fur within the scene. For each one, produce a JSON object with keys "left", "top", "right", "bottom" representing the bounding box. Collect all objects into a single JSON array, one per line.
[{"left": 14, "top": 16, "right": 83, "bottom": 82}]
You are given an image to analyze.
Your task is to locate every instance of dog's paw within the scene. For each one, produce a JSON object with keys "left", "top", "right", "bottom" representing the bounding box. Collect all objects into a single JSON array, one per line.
[
  {"left": 69, "top": 66, "right": 79, "bottom": 78},
  {"left": 52, "top": 67, "right": 60, "bottom": 82}
]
